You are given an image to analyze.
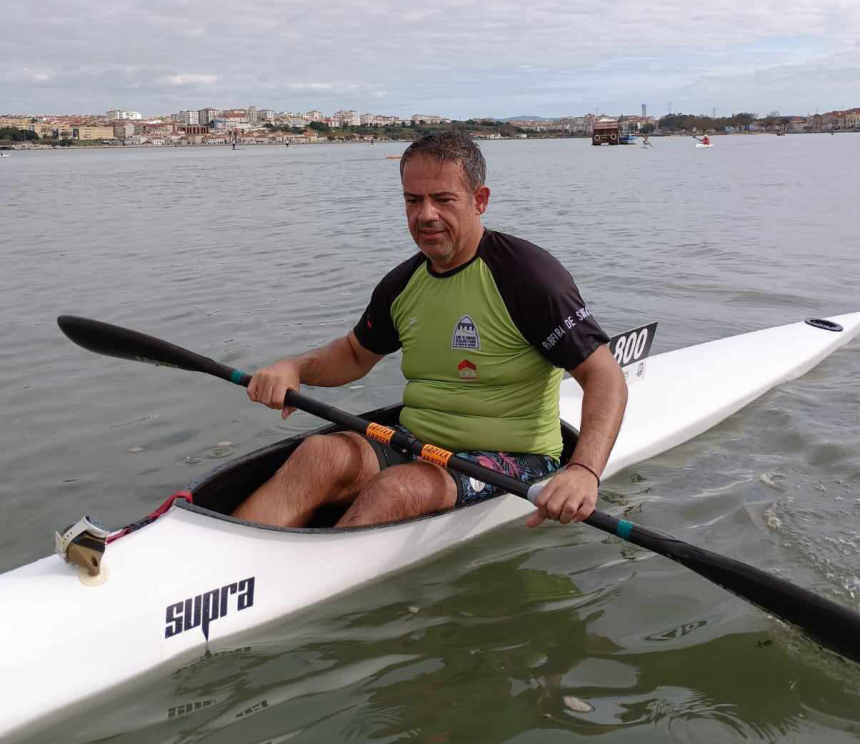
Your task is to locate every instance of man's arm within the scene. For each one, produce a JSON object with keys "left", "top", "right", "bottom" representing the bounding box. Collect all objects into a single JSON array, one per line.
[
  {"left": 247, "top": 331, "right": 384, "bottom": 419},
  {"left": 527, "top": 344, "right": 628, "bottom": 527}
]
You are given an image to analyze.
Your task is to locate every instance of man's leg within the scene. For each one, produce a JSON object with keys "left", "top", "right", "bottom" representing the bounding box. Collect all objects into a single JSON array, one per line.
[
  {"left": 336, "top": 461, "right": 458, "bottom": 528},
  {"left": 232, "top": 432, "right": 380, "bottom": 528}
]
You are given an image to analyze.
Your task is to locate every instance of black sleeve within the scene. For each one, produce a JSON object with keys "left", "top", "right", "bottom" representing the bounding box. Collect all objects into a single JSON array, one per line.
[
  {"left": 482, "top": 232, "right": 610, "bottom": 370},
  {"left": 352, "top": 253, "right": 425, "bottom": 355}
]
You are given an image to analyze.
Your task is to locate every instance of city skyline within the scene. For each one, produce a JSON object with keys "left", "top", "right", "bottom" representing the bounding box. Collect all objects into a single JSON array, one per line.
[{"left": 3, "top": 0, "right": 859, "bottom": 117}]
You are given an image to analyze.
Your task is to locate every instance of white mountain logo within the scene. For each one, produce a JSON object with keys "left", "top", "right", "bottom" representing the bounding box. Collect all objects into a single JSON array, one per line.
[{"left": 452, "top": 315, "right": 481, "bottom": 350}]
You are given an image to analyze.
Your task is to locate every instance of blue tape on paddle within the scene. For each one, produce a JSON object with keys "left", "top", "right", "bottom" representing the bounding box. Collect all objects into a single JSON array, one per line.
[
  {"left": 230, "top": 369, "right": 246, "bottom": 385},
  {"left": 616, "top": 520, "right": 633, "bottom": 540}
]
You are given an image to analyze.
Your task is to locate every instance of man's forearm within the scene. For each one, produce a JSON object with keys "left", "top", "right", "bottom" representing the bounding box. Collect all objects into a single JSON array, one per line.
[{"left": 570, "top": 371, "right": 628, "bottom": 477}]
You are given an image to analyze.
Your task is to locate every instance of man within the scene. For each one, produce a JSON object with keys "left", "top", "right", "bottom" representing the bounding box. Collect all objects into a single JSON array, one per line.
[{"left": 234, "top": 131, "right": 627, "bottom": 529}]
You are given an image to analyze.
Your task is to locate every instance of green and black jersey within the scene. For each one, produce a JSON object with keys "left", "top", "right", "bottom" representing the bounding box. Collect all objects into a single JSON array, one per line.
[{"left": 353, "top": 229, "right": 609, "bottom": 459}]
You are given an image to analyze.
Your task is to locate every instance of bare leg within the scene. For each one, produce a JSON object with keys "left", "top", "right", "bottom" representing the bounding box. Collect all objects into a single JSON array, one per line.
[
  {"left": 336, "top": 461, "right": 458, "bottom": 528},
  {"left": 232, "top": 432, "right": 379, "bottom": 527}
]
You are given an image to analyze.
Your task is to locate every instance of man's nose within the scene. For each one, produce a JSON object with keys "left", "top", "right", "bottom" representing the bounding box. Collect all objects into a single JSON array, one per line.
[{"left": 417, "top": 199, "right": 439, "bottom": 222}]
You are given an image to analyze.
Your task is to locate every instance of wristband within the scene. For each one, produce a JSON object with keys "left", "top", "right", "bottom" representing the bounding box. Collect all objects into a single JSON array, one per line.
[{"left": 565, "top": 461, "right": 601, "bottom": 486}]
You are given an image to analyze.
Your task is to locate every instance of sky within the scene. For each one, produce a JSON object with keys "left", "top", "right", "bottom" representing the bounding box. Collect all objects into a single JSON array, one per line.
[{"left": 3, "top": 0, "right": 859, "bottom": 119}]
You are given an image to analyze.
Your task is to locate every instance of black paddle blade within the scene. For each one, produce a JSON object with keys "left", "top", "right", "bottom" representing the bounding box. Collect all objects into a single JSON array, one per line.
[{"left": 57, "top": 315, "right": 246, "bottom": 385}]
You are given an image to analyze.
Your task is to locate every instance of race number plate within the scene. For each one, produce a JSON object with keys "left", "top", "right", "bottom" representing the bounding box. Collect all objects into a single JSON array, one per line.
[{"left": 608, "top": 322, "right": 657, "bottom": 385}]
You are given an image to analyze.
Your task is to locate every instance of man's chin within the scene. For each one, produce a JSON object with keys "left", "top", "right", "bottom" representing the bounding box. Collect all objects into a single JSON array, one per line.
[{"left": 419, "top": 241, "right": 455, "bottom": 260}]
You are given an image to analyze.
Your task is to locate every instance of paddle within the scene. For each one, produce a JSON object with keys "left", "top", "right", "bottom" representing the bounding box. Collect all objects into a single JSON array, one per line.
[{"left": 57, "top": 314, "right": 860, "bottom": 665}]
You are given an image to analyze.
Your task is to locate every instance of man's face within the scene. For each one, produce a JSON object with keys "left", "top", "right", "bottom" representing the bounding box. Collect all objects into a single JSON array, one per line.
[{"left": 401, "top": 154, "right": 490, "bottom": 271}]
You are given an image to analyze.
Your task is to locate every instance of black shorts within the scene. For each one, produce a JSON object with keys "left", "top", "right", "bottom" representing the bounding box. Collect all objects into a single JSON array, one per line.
[{"left": 365, "top": 425, "right": 560, "bottom": 507}]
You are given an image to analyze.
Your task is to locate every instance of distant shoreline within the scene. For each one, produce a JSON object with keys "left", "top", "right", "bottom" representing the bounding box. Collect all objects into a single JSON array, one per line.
[{"left": 2, "top": 129, "right": 856, "bottom": 152}]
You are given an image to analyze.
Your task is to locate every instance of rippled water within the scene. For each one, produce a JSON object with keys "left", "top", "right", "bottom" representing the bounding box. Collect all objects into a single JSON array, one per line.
[{"left": 2, "top": 136, "right": 860, "bottom": 742}]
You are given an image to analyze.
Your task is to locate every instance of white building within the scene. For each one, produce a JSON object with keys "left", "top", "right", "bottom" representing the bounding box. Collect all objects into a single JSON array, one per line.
[
  {"left": 305, "top": 110, "right": 324, "bottom": 121},
  {"left": 333, "top": 109, "right": 361, "bottom": 126},
  {"left": 259, "top": 109, "right": 275, "bottom": 121},
  {"left": 106, "top": 109, "right": 142, "bottom": 120},
  {"left": 411, "top": 114, "right": 448, "bottom": 124},
  {"left": 178, "top": 110, "right": 200, "bottom": 125},
  {"left": 211, "top": 118, "right": 252, "bottom": 131}
]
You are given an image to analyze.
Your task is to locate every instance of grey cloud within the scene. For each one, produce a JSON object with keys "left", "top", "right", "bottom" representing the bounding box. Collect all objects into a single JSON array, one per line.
[{"left": 2, "top": 0, "right": 859, "bottom": 116}]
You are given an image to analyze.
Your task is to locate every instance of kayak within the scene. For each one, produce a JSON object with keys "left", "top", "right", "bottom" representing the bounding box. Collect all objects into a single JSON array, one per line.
[
  {"left": 696, "top": 143, "right": 714, "bottom": 148},
  {"left": 1, "top": 312, "right": 859, "bottom": 740}
]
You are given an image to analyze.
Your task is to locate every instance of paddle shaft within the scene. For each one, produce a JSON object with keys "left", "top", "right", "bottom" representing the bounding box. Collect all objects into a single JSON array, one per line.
[{"left": 57, "top": 315, "right": 860, "bottom": 664}]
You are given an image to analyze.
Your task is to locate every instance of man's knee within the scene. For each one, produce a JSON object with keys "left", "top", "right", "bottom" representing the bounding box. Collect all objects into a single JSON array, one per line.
[
  {"left": 343, "top": 463, "right": 457, "bottom": 524},
  {"left": 278, "top": 432, "right": 377, "bottom": 485}
]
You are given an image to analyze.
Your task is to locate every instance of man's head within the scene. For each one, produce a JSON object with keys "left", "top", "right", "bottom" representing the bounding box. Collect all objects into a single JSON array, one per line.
[{"left": 400, "top": 131, "right": 490, "bottom": 272}]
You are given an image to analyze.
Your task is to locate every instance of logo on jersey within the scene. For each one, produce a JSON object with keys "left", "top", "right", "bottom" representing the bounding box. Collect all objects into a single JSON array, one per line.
[
  {"left": 452, "top": 315, "right": 481, "bottom": 350},
  {"left": 458, "top": 359, "right": 478, "bottom": 380}
]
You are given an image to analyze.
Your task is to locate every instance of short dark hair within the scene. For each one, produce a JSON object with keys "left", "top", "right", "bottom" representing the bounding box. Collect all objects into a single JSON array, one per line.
[{"left": 400, "top": 130, "right": 486, "bottom": 191}]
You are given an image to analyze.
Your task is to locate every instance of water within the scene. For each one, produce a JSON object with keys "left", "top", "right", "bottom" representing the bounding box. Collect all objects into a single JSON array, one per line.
[{"left": 2, "top": 136, "right": 860, "bottom": 742}]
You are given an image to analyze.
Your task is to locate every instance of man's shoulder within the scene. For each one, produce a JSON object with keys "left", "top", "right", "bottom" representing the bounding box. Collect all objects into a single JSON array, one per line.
[
  {"left": 479, "top": 229, "right": 570, "bottom": 285},
  {"left": 374, "top": 252, "right": 427, "bottom": 296}
]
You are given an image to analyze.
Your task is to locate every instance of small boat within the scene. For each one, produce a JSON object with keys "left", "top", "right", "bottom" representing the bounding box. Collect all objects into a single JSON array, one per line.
[
  {"left": 695, "top": 143, "right": 714, "bottom": 148},
  {"left": 0, "top": 152, "right": 10, "bottom": 158},
  {"left": 1, "top": 313, "right": 859, "bottom": 739}
]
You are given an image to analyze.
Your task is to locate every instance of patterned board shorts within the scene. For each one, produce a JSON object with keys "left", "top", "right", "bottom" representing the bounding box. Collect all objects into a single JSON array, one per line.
[{"left": 364, "top": 424, "right": 561, "bottom": 507}]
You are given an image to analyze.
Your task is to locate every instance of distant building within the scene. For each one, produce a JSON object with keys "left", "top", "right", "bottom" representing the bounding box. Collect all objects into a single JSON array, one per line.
[
  {"left": 247, "top": 106, "right": 258, "bottom": 124},
  {"left": 259, "top": 109, "right": 275, "bottom": 121},
  {"left": 177, "top": 110, "right": 199, "bottom": 125},
  {"left": 74, "top": 126, "right": 115, "bottom": 140},
  {"left": 113, "top": 123, "right": 135, "bottom": 138},
  {"left": 179, "top": 125, "right": 209, "bottom": 136},
  {"left": 197, "top": 108, "right": 221, "bottom": 126},
  {"left": 106, "top": 110, "right": 141, "bottom": 120},
  {"left": 333, "top": 109, "right": 360, "bottom": 126},
  {"left": 411, "top": 114, "right": 449, "bottom": 124},
  {"left": 211, "top": 117, "right": 252, "bottom": 131}
]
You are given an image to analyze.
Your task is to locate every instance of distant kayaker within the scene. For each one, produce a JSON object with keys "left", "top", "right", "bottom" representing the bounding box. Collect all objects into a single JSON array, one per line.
[{"left": 234, "top": 130, "right": 628, "bottom": 529}]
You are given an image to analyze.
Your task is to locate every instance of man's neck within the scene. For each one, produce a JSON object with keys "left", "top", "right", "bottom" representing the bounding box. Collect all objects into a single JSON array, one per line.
[{"left": 428, "top": 229, "right": 485, "bottom": 273}]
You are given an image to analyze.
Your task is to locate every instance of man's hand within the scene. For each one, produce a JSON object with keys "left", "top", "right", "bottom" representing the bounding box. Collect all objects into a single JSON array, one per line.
[
  {"left": 526, "top": 465, "right": 599, "bottom": 528},
  {"left": 247, "top": 359, "right": 302, "bottom": 419}
]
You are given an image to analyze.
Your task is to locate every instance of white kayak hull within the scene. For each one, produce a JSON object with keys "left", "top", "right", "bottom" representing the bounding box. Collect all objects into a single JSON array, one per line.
[{"left": 1, "top": 312, "right": 859, "bottom": 739}]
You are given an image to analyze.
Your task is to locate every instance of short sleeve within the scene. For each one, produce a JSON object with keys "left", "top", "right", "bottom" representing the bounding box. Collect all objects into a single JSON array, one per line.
[
  {"left": 353, "top": 283, "right": 402, "bottom": 355},
  {"left": 352, "top": 252, "right": 425, "bottom": 356},
  {"left": 480, "top": 231, "right": 610, "bottom": 370}
]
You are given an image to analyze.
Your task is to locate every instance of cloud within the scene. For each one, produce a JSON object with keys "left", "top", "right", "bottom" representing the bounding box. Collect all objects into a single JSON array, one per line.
[
  {"left": 165, "top": 73, "right": 219, "bottom": 87},
  {"left": 1, "top": 0, "right": 858, "bottom": 116},
  {"left": 286, "top": 83, "right": 334, "bottom": 91}
]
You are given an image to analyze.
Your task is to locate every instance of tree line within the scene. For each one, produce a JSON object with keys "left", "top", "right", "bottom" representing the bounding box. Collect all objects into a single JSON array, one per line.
[{"left": 653, "top": 112, "right": 795, "bottom": 132}]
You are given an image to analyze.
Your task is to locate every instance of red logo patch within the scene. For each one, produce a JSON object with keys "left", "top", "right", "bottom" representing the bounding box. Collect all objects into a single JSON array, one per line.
[{"left": 458, "top": 358, "right": 478, "bottom": 380}]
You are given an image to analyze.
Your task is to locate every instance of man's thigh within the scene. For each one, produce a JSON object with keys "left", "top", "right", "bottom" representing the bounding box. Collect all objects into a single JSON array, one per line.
[{"left": 339, "top": 461, "right": 457, "bottom": 526}]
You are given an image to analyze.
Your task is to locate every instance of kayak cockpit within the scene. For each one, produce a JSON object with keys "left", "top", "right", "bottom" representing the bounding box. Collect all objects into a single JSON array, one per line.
[{"left": 185, "top": 404, "right": 579, "bottom": 529}]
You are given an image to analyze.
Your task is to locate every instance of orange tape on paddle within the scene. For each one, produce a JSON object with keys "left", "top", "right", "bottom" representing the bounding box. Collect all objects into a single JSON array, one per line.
[
  {"left": 420, "top": 444, "right": 453, "bottom": 467},
  {"left": 366, "top": 423, "right": 395, "bottom": 445}
]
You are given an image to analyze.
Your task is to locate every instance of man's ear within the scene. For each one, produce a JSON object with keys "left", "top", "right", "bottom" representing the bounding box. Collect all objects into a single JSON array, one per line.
[{"left": 474, "top": 185, "right": 491, "bottom": 215}]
